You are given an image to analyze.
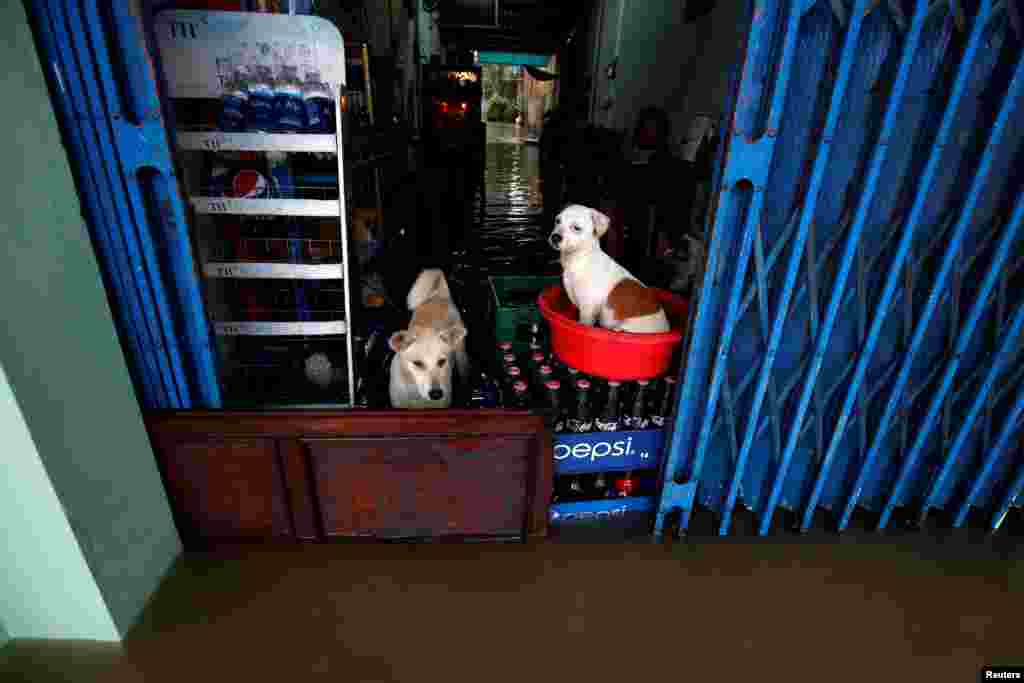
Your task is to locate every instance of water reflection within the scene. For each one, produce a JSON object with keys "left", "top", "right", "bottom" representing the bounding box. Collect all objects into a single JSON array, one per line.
[{"left": 471, "top": 123, "right": 558, "bottom": 274}]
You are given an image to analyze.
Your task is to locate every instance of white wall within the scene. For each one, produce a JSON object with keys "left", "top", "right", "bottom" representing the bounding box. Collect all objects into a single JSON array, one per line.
[
  {"left": 670, "top": 0, "right": 747, "bottom": 140},
  {"left": 608, "top": 1, "right": 693, "bottom": 136},
  {"left": 586, "top": 0, "right": 746, "bottom": 149},
  {"left": 587, "top": 0, "right": 618, "bottom": 122},
  {"left": 587, "top": 0, "right": 692, "bottom": 132},
  {"left": 0, "top": 364, "right": 119, "bottom": 642},
  {"left": 0, "top": 0, "right": 181, "bottom": 640}
]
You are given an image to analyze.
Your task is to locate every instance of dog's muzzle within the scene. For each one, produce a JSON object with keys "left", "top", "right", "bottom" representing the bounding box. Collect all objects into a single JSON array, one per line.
[
  {"left": 548, "top": 232, "right": 563, "bottom": 249},
  {"left": 429, "top": 388, "right": 444, "bottom": 401}
]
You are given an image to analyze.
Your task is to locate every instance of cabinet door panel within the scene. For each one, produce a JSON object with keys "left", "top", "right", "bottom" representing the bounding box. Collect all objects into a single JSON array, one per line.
[
  {"left": 305, "top": 436, "right": 531, "bottom": 539},
  {"left": 160, "top": 439, "right": 291, "bottom": 541}
]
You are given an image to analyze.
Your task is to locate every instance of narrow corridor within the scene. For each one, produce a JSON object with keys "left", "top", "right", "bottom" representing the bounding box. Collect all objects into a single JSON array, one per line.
[{"left": 467, "top": 122, "right": 558, "bottom": 276}]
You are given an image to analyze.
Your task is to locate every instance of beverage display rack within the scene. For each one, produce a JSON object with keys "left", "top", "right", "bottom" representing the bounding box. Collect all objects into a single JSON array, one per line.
[{"left": 157, "top": 10, "right": 356, "bottom": 407}]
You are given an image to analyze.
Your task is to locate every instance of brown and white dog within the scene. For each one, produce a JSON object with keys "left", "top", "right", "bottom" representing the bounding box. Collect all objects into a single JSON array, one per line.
[
  {"left": 549, "top": 204, "right": 670, "bottom": 333},
  {"left": 389, "top": 269, "right": 469, "bottom": 409}
]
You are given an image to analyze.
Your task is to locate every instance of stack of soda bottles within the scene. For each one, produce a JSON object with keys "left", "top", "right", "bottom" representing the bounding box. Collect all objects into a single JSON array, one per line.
[{"left": 493, "top": 321, "right": 678, "bottom": 507}]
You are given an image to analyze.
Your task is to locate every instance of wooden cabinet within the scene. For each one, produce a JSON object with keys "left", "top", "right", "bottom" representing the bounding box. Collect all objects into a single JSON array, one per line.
[{"left": 145, "top": 411, "right": 551, "bottom": 547}]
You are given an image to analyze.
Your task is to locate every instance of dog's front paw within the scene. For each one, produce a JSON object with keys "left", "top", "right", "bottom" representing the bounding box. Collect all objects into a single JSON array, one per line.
[{"left": 577, "top": 306, "right": 600, "bottom": 327}]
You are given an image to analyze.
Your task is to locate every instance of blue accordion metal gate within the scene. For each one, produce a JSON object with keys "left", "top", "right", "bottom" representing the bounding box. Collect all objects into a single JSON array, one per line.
[{"left": 657, "top": 0, "right": 1024, "bottom": 536}]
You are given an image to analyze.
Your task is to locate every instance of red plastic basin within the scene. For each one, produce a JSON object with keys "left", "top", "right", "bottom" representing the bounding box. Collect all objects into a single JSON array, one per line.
[{"left": 538, "top": 285, "right": 689, "bottom": 381}]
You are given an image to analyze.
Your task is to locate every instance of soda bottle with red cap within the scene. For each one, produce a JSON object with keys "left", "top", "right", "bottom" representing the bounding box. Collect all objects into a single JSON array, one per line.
[
  {"left": 623, "top": 380, "right": 652, "bottom": 430},
  {"left": 520, "top": 348, "right": 538, "bottom": 383},
  {"left": 565, "top": 366, "right": 581, "bottom": 384},
  {"left": 548, "top": 353, "right": 566, "bottom": 377},
  {"left": 552, "top": 475, "right": 573, "bottom": 504},
  {"left": 565, "top": 379, "right": 594, "bottom": 433},
  {"left": 543, "top": 379, "right": 564, "bottom": 432},
  {"left": 509, "top": 380, "right": 531, "bottom": 409},
  {"left": 564, "top": 366, "right": 581, "bottom": 402},
  {"left": 503, "top": 366, "right": 523, "bottom": 404},
  {"left": 535, "top": 363, "right": 554, "bottom": 393},
  {"left": 594, "top": 380, "right": 623, "bottom": 432},
  {"left": 553, "top": 475, "right": 581, "bottom": 504},
  {"left": 612, "top": 470, "right": 658, "bottom": 498},
  {"left": 551, "top": 476, "right": 565, "bottom": 503},
  {"left": 529, "top": 349, "right": 547, "bottom": 374},
  {"left": 526, "top": 321, "right": 543, "bottom": 350},
  {"left": 527, "top": 321, "right": 544, "bottom": 349},
  {"left": 651, "top": 375, "right": 678, "bottom": 429},
  {"left": 612, "top": 470, "right": 638, "bottom": 498}
]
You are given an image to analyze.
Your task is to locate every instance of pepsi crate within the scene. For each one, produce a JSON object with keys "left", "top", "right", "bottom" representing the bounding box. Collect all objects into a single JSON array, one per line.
[
  {"left": 553, "top": 428, "right": 665, "bottom": 475},
  {"left": 489, "top": 275, "right": 560, "bottom": 352}
]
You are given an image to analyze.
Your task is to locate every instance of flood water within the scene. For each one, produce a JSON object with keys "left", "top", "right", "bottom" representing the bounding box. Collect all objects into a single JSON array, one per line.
[{"left": 469, "top": 122, "right": 558, "bottom": 275}]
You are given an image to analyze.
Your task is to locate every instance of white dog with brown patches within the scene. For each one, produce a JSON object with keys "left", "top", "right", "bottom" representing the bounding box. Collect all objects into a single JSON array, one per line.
[
  {"left": 549, "top": 204, "right": 670, "bottom": 333},
  {"left": 389, "top": 269, "right": 469, "bottom": 409}
]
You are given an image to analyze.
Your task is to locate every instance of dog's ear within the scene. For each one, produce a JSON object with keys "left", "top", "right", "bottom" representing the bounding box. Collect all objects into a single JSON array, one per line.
[
  {"left": 388, "top": 330, "right": 416, "bottom": 353},
  {"left": 590, "top": 208, "right": 611, "bottom": 238},
  {"left": 439, "top": 323, "right": 467, "bottom": 348}
]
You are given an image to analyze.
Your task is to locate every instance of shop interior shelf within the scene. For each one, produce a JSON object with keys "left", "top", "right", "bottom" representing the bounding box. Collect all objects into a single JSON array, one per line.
[
  {"left": 214, "top": 320, "right": 347, "bottom": 336},
  {"left": 176, "top": 130, "right": 338, "bottom": 154},
  {"left": 191, "top": 197, "right": 341, "bottom": 217},
  {"left": 208, "top": 236, "right": 344, "bottom": 264},
  {"left": 204, "top": 262, "right": 344, "bottom": 279}
]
